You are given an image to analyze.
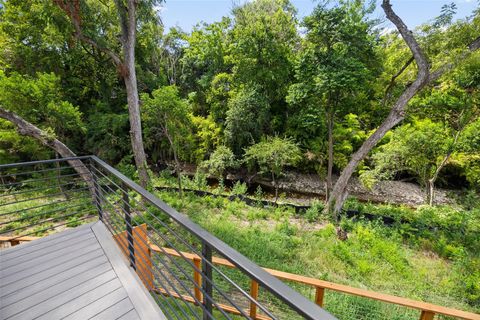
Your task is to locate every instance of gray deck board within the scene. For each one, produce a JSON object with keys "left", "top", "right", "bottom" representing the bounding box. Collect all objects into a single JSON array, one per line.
[
  {"left": 0, "top": 221, "right": 166, "bottom": 320},
  {"left": 0, "top": 232, "right": 96, "bottom": 269},
  {"left": 0, "top": 224, "right": 94, "bottom": 262},
  {"left": 117, "top": 309, "right": 141, "bottom": 320},
  {"left": 88, "top": 298, "right": 134, "bottom": 320},
  {"left": 0, "top": 260, "right": 111, "bottom": 307},
  {"left": 0, "top": 269, "right": 116, "bottom": 318},
  {"left": 0, "top": 238, "right": 100, "bottom": 281},
  {"left": 1, "top": 250, "right": 108, "bottom": 297}
]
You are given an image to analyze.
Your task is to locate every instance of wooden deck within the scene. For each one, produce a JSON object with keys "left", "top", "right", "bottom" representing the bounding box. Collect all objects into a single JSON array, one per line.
[{"left": 0, "top": 222, "right": 166, "bottom": 320}]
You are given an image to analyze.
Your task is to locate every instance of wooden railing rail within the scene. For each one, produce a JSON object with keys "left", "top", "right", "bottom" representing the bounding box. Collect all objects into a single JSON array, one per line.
[
  {"left": 150, "top": 245, "right": 480, "bottom": 320},
  {"left": 2, "top": 236, "right": 478, "bottom": 320}
]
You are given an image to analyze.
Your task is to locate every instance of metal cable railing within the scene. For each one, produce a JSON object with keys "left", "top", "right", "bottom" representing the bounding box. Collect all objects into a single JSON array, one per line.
[{"left": 0, "top": 156, "right": 336, "bottom": 320}]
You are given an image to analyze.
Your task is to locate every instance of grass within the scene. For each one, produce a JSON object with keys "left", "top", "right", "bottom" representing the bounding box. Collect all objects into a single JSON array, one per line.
[
  {"left": 149, "top": 173, "right": 480, "bottom": 318},
  {"left": 0, "top": 175, "right": 96, "bottom": 237}
]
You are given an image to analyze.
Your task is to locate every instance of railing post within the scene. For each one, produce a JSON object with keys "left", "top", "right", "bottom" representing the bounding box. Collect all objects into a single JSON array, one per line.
[
  {"left": 92, "top": 164, "right": 103, "bottom": 221},
  {"left": 249, "top": 280, "right": 259, "bottom": 319},
  {"left": 123, "top": 183, "right": 135, "bottom": 270},
  {"left": 193, "top": 257, "right": 203, "bottom": 303},
  {"left": 420, "top": 311, "right": 435, "bottom": 320},
  {"left": 315, "top": 287, "right": 325, "bottom": 307},
  {"left": 202, "top": 241, "right": 213, "bottom": 320}
]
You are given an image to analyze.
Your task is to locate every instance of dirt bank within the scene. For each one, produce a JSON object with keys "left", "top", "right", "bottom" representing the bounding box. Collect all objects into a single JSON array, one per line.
[
  {"left": 179, "top": 165, "right": 455, "bottom": 207},
  {"left": 242, "top": 172, "right": 454, "bottom": 207}
]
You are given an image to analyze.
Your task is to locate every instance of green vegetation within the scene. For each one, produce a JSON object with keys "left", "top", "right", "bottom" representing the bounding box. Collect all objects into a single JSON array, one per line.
[
  {"left": 148, "top": 177, "right": 480, "bottom": 313},
  {"left": 0, "top": 0, "right": 479, "bottom": 316},
  {"left": 1, "top": 1, "right": 478, "bottom": 203}
]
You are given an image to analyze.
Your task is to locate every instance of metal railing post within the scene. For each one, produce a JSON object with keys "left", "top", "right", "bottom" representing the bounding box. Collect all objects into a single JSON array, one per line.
[
  {"left": 92, "top": 163, "right": 103, "bottom": 221},
  {"left": 202, "top": 241, "right": 213, "bottom": 320},
  {"left": 123, "top": 183, "right": 135, "bottom": 270}
]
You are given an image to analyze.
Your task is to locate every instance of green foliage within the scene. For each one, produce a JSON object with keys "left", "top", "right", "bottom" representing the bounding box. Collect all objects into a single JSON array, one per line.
[
  {"left": 230, "top": 0, "right": 298, "bottom": 102},
  {"left": 85, "top": 112, "right": 130, "bottom": 164},
  {"left": 200, "top": 146, "right": 237, "bottom": 179},
  {"left": 141, "top": 85, "right": 193, "bottom": 163},
  {"left": 224, "top": 86, "right": 270, "bottom": 154},
  {"left": 190, "top": 114, "right": 222, "bottom": 162},
  {"left": 0, "top": 71, "right": 85, "bottom": 135},
  {"left": 153, "top": 188, "right": 480, "bottom": 311},
  {"left": 360, "top": 119, "right": 451, "bottom": 188},
  {"left": 231, "top": 181, "right": 248, "bottom": 196},
  {"left": 244, "top": 136, "right": 302, "bottom": 179}
]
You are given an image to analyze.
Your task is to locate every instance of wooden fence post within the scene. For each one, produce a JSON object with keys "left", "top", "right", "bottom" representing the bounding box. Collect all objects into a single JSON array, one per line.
[
  {"left": 249, "top": 280, "right": 259, "bottom": 319},
  {"left": 315, "top": 287, "right": 325, "bottom": 307},
  {"left": 113, "top": 224, "right": 153, "bottom": 289},
  {"left": 193, "top": 257, "right": 203, "bottom": 303},
  {"left": 420, "top": 311, "right": 435, "bottom": 320}
]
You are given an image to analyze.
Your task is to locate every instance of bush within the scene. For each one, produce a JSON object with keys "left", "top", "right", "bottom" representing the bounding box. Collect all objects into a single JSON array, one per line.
[{"left": 231, "top": 181, "right": 248, "bottom": 196}]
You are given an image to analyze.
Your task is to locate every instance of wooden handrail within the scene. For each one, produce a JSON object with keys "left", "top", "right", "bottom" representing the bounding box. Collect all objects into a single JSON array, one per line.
[{"left": 2, "top": 236, "right": 479, "bottom": 320}]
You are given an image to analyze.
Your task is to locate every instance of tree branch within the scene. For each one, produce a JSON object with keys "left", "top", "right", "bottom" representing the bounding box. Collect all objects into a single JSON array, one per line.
[
  {"left": 382, "top": 56, "right": 414, "bottom": 106},
  {"left": 428, "top": 36, "right": 480, "bottom": 83},
  {"left": 0, "top": 106, "right": 94, "bottom": 193},
  {"left": 53, "top": 0, "right": 123, "bottom": 67},
  {"left": 381, "top": 0, "right": 429, "bottom": 85}
]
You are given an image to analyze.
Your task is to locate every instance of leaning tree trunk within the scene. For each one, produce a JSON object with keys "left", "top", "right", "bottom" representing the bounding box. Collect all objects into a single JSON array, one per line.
[
  {"left": 326, "top": 0, "right": 480, "bottom": 219},
  {"left": 0, "top": 107, "right": 94, "bottom": 196}
]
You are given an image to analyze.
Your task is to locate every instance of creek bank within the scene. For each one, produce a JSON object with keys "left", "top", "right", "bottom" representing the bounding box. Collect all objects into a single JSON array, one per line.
[
  {"left": 180, "top": 165, "right": 455, "bottom": 207},
  {"left": 154, "top": 186, "right": 475, "bottom": 236}
]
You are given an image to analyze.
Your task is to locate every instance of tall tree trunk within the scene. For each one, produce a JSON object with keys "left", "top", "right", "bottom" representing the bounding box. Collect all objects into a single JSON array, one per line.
[
  {"left": 326, "top": 107, "right": 334, "bottom": 201},
  {"left": 116, "top": 0, "right": 149, "bottom": 188},
  {"left": 0, "top": 107, "right": 94, "bottom": 195},
  {"left": 55, "top": 0, "right": 150, "bottom": 188},
  {"left": 326, "top": 0, "right": 480, "bottom": 218}
]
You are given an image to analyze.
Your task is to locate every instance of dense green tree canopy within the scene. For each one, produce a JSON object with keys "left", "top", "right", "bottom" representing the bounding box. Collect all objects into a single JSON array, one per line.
[{"left": 0, "top": 0, "right": 478, "bottom": 202}]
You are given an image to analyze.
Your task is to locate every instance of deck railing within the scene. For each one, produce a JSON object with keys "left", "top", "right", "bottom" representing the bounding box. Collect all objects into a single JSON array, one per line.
[
  {"left": 1, "top": 156, "right": 479, "bottom": 320},
  {"left": 0, "top": 156, "right": 336, "bottom": 320}
]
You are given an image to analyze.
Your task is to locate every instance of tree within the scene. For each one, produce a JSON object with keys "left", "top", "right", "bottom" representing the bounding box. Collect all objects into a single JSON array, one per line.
[
  {"left": 180, "top": 18, "right": 232, "bottom": 116},
  {"left": 0, "top": 71, "right": 85, "bottom": 142},
  {"left": 54, "top": 0, "right": 157, "bottom": 188},
  {"left": 287, "top": 0, "right": 379, "bottom": 201},
  {"left": 360, "top": 119, "right": 452, "bottom": 204},
  {"left": 230, "top": 0, "right": 298, "bottom": 132},
  {"left": 408, "top": 61, "right": 480, "bottom": 204},
  {"left": 244, "top": 136, "right": 301, "bottom": 202},
  {"left": 327, "top": 0, "right": 480, "bottom": 217},
  {"left": 224, "top": 86, "right": 270, "bottom": 154},
  {"left": 200, "top": 146, "right": 237, "bottom": 181},
  {"left": 141, "top": 86, "right": 191, "bottom": 196},
  {"left": 0, "top": 71, "right": 92, "bottom": 190}
]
